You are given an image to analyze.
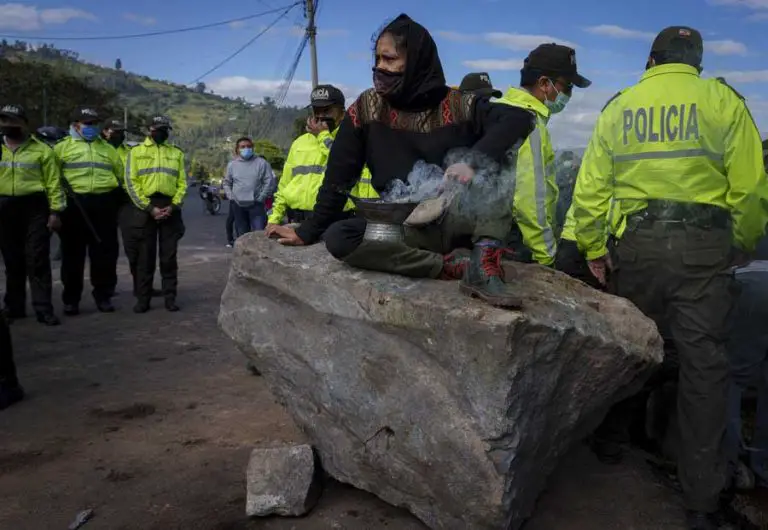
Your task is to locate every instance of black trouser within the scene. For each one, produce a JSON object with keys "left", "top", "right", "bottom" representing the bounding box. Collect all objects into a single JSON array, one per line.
[
  {"left": 0, "top": 313, "right": 17, "bottom": 386},
  {"left": 60, "top": 189, "right": 120, "bottom": 306},
  {"left": 614, "top": 221, "right": 736, "bottom": 513},
  {"left": 0, "top": 193, "right": 54, "bottom": 315},
  {"left": 124, "top": 195, "right": 185, "bottom": 304}
]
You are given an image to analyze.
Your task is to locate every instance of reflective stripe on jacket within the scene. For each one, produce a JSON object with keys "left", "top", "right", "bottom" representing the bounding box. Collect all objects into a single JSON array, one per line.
[
  {"left": 496, "top": 87, "right": 558, "bottom": 266},
  {"left": 561, "top": 199, "right": 626, "bottom": 243},
  {"left": 268, "top": 130, "right": 377, "bottom": 224},
  {"left": 54, "top": 136, "right": 122, "bottom": 194},
  {"left": 0, "top": 136, "right": 66, "bottom": 211},
  {"left": 116, "top": 144, "right": 131, "bottom": 169},
  {"left": 573, "top": 63, "right": 768, "bottom": 258},
  {"left": 125, "top": 137, "right": 187, "bottom": 211}
]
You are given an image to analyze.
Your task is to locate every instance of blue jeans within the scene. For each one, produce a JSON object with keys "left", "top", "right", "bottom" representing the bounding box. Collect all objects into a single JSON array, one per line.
[
  {"left": 232, "top": 202, "right": 266, "bottom": 237},
  {"left": 726, "top": 269, "right": 768, "bottom": 484}
]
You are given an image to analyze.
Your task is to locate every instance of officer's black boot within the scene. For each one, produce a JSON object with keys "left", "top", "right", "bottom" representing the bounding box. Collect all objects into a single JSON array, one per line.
[
  {"left": 95, "top": 299, "right": 115, "bottom": 313},
  {"left": 164, "top": 297, "right": 179, "bottom": 312},
  {"left": 36, "top": 312, "right": 60, "bottom": 326},
  {"left": 0, "top": 380, "right": 24, "bottom": 410},
  {"left": 685, "top": 511, "right": 718, "bottom": 530},
  {"left": 133, "top": 299, "right": 150, "bottom": 314},
  {"left": 62, "top": 304, "right": 79, "bottom": 316},
  {"left": 459, "top": 240, "right": 523, "bottom": 308}
]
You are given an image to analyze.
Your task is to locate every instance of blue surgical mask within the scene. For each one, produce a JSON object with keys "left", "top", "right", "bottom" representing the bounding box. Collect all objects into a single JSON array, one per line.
[
  {"left": 240, "top": 148, "right": 254, "bottom": 159},
  {"left": 80, "top": 125, "right": 100, "bottom": 142},
  {"left": 545, "top": 80, "right": 570, "bottom": 115}
]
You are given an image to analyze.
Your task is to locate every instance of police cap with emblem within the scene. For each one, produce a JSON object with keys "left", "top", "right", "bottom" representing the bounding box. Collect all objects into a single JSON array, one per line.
[
  {"left": 524, "top": 44, "right": 591, "bottom": 88},
  {"left": 146, "top": 115, "right": 173, "bottom": 130},
  {"left": 309, "top": 85, "right": 345, "bottom": 108},
  {"left": 71, "top": 106, "right": 101, "bottom": 123},
  {"left": 0, "top": 104, "right": 28, "bottom": 125},
  {"left": 651, "top": 26, "right": 703, "bottom": 56},
  {"left": 104, "top": 118, "right": 126, "bottom": 131},
  {"left": 459, "top": 72, "right": 502, "bottom": 99}
]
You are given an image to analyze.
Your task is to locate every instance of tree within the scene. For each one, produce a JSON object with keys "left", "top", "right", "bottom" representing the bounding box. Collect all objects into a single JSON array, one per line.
[
  {"left": 253, "top": 139, "right": 286, "bottom": 170},
  {"left": 115, "top": 58, "right": 122, "bottom": 70},
  {"left": 195, "top": 82, "right": 206, "bottom": 94},
  {"left": 292, "top": 113, "right": 309, "bottom": 140}
]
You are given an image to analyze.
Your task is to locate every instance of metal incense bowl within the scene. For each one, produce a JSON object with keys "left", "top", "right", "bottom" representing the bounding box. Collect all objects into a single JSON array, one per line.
[{"left": 351, "top": 197, "right": 419, "bottom": 244}]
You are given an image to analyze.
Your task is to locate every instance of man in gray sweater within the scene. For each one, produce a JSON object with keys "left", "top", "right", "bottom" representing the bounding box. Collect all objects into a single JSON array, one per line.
[{"left": 223, "top": 137, "right": 277, "bottom": 238}]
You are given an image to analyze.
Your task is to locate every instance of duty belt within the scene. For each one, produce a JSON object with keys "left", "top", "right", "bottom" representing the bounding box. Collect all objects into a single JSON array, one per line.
[{"left": 627, "top": 200, "right": 731, "bottom": 231}]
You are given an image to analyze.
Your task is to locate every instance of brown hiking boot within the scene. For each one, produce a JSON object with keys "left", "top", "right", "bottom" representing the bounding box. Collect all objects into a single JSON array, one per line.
[
  {"left": 459, "top": 242, "right": 523, "bottom": 308},
  {"left": 440, "top": 252, "right": 469, "bottom": 280}
]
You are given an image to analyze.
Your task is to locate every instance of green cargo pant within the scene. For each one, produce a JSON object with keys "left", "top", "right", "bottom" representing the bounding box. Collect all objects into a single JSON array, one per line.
[
  {"left": 614, "top": 221, "right": 737, "bottom": 513},
  {"left": 324, "top": 195, "right": 513, "bottom": 278}
]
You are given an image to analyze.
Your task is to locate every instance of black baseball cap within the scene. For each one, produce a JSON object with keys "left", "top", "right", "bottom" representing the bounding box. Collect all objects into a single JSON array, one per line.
[
  {"left": 459, "top": 72, "right": 502, "bottom": 98},
  {"left": 524, "top": 44, "right": 591, "bottom": 88},
  {"left": 0, "top": 103, "right": 28, "bottom": 124},
  {"left": 651, "top": 26, "right": 703, "bottom": 55},
  {"left": 309, "top": 84, "right": 345, "bottom": 108},
  {"left": 104, "top": 118, "right": 126, "bottom": 131},
  {"left": 146, "top": 115, "right": 173, "bottom": 129},
  {"left": 71, "top": 106, "right": 101, "bottom": 123}
]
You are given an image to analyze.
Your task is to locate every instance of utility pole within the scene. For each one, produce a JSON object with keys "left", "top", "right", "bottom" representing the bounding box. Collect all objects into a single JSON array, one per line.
[{"left": 306, "top": 0, "right": 319, "bottom": 88}]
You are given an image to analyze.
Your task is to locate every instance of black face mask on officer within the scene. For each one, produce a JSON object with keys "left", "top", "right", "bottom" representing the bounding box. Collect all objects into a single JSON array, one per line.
[
  {"left": 107, "top": 131, "right": 125, "bottom": 147},
  {"left": 150, "top": 128, "right": 169, "bottom": 145},
  {"left": 0, "top": 126, "right": 24, "bottom": 141}
]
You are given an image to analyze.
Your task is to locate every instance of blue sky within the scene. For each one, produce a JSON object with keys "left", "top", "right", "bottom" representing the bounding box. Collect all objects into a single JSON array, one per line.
[{"left": 1, "top": 0, "right": 767, "bottom": 147}]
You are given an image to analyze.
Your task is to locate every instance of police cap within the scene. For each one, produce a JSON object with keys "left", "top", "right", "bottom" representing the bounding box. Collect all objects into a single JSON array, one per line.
[
  {"left": 651, "top": 26, "right": 703, "bottom": 55},
  {"left": 71, "top": 106, "right": 101, "bottom": 123},
  {"left": 309, "top": 85, "right": 345, "bottom": 108},
  {"left": 459, "top": 72, "right": 502, "bottom": 99},
  {"left": 0, "top": 104, "right": 28, "bottom": 125}
]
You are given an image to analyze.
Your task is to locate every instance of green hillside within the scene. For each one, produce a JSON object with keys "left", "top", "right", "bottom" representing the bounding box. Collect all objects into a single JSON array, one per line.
[{"left": 0, "top": 40, "right": 308, "bottom": 177}]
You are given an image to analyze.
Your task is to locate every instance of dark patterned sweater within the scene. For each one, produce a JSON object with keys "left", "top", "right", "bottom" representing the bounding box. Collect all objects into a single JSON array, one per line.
[{"left": 296, "top": 88, "right": 535, "bottom": 244}]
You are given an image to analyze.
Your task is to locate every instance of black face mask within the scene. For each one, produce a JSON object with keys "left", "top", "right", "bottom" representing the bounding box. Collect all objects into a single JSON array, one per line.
[
  {"left": 317, "top": 117, "right": 336, "bottom": 131},
  {"left": 108, "top": 132, "right": 125, "bottom": 147},
  {"left": 150, "top": 129, "right": 169, "bottom": 145},
  {"left": 372, "top": 68, "right": 404, "bottom": 97},
  {"left": 1, "top": 127, "right": 24, "bottom": 141}
]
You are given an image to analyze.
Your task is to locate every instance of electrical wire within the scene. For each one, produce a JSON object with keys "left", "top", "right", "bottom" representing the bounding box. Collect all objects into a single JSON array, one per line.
[
  {"left": 0, "top": 3, "right": 301, "bottom": 41},
  {"left": 187, "top": 3, "right": 297, "bottom": 85}
]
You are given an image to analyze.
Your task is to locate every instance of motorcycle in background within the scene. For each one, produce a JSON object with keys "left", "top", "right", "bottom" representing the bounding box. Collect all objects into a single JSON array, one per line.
[{"left": 199, "top": 183, "right": 221, "bottom": 215}]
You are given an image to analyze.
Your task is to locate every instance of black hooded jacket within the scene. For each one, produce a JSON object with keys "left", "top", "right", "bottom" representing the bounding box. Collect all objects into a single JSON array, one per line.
[{"left": 296, "top": 14, "right": 536, "bottom": 245}]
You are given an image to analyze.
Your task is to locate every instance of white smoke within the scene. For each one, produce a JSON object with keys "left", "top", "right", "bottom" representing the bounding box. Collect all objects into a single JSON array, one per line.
[{"left": 379, "top": 160, "right": 445, "bottom": 203}]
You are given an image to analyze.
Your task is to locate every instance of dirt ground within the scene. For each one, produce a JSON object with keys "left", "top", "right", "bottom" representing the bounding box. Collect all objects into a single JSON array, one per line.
[{"left": 0, "top": 212, "right": 753, "bottom": 529}]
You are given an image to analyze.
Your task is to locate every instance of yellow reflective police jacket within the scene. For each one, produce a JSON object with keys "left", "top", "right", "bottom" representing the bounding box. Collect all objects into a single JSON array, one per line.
[
  {"left": 496, "top": 87, "right": 558, "bottom": 266},
  {"left": 116, "top": 144, "right": 131, "bottom": 168},
  {"left": 54, "top": 135, "right": 123, "bottom": 195},
  {"left": 125, "top": 137, "right": 187, "bottom": 211},
  {"left": 0, "top": 136, "right": 66, "bottom": 211},
  {"left": 268, "top": 129, "right": 377, "bottom": 225},
  {"left": 573, "top": 63, "right": 768, "bottom": 259}
]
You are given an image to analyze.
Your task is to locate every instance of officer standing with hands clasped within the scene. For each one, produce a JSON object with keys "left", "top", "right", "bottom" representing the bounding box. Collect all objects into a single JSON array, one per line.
[
  {"left": 124, "top": 116, "right": 187, "bottom": 314},
  {"left": 0, "top": 104, "right": 65, "bottom": 326},
  {"left": 572, "top": 26, "right": 768, "bottom": 529}
]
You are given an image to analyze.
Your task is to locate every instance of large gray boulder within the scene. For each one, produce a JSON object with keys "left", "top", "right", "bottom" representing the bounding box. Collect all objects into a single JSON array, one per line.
[{"left": 219, "top": 235, "right": 663, "bottom": 530}]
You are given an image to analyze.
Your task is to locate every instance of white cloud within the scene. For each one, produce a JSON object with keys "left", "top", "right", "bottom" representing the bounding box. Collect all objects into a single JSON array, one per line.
[
  {"left": 584, "top": 25, "right": 654, "bottom": 40},
  {"left": 706, "top": 39, "right": 748, "bottom": 55},
  {"left": 0, "top": 3, "right": 95, "bottom": 30},
  {"left": 229, "top": 20, "right": 247, "bottom": 29},
  {"left": 710, "top": 69, "right": 768, "bottom": 82},
  {"left": 435, "top": 30, "right": 577, "bottom": 50},
  {"left": 484, "top": 32, "right": 579, "bottom": 50},
  {"left": 709, "top": 0, "right": 768, "bottom": 8},
  {"left": 207, "top": 77, "right": 361, "bottom": 107},
  {"left": 123, "top": 13, "right": 157, "bottom": 26},
  {"left": 462, "top": 58, "right": 523, "bottom": 71},
  {"left": 547, "top": 89, "right": 617, "bottom": 148}
]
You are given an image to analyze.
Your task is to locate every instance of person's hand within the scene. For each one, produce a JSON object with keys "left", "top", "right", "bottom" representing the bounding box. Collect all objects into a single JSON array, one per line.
[
  {"left": 444, "top": 162, "right": 475, "bottom": 184},
  {"left": 270, "top": 225, "right": 305, "bottom": 246},
  {"left": 587, "top": 253, "right": 614, "bottom": 287},
  {"left": 47, "top": 213, "right": 61, "bottom": 232},
  {"left": 265, "top": 223, "right": 280, "bottom": 238},
  {"left": 151, "top": 207, "right": 167, "bottom": 220},
  {"left": 305, "top": 117, "right": 328, "bottom": 136}
]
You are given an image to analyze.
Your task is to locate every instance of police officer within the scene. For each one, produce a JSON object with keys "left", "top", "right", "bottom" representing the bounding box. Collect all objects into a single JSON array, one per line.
[
  {"left": 572, "top": 27, "right": 768, "bottom": 529},
  {"left": 265, "top": 84, "right": 376, "bottom": 230},
  {"left": 101, "top": 118, "right": 131, "bottom": 297},
  {"left": 0, "top": 104, "right": 65, "bottom": 325},
  {"left": 458, "top": 72, "right": 503, "bottom": 99},
  {"left": 55, "top": 106, "right": 123, "bottom": 315},
  {"left": 124, "top": 116, "right": 187, "bottom": 313}
]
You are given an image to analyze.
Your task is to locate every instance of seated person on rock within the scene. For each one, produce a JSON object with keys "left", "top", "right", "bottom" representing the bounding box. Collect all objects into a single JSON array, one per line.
[
  {"left": 265, "top": 85, "right": 377, "bottom": 232},
  {"left": 269, "top": 14, "right": 588, "bottom": 307}
]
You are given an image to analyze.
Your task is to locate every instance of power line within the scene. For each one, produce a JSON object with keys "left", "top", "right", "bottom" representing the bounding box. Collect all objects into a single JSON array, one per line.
[
  {"left": 0, "top": 3, "right": 301, "bottom": 41},
  {"left": 187, "top": 4, "right": 297, "bottom": 85}
]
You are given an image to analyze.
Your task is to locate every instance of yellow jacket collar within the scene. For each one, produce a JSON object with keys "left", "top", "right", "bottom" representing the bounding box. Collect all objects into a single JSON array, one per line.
[
  {"left": 641, "top": 63, "right": 700, "bottom": 82},
  {"left": 500, "top": 87, "right": 550, "bottom": 120}
]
